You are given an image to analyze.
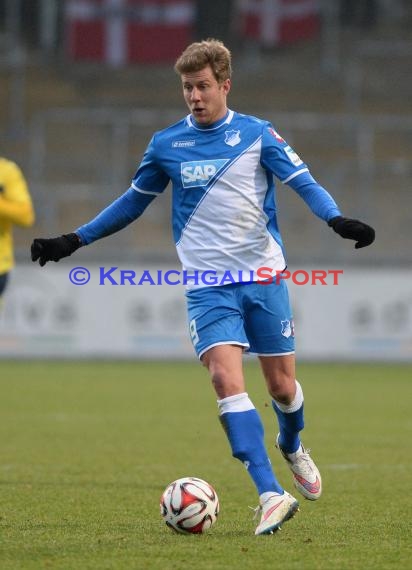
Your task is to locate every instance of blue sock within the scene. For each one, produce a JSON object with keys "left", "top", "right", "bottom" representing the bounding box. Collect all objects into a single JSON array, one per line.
[
  {"left": 272, "top": 380, "right": 305, "bottom": 453},
  {"left": 219, "top": 400, "right": 283, "bottom": 495}
]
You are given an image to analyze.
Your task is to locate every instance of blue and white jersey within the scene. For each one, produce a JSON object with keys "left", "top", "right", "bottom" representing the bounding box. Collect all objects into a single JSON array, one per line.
[
  {"left": 77, "top": 109, "right": 341, "bottom": 288},
  {"left": 131, "top": 110, "right": 339, "bottom": 286}
]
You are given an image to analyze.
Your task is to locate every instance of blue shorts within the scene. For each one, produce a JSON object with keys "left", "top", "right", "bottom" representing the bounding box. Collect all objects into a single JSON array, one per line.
[{"left": 185, "top": 280, "right": 295, "bottom": 359}]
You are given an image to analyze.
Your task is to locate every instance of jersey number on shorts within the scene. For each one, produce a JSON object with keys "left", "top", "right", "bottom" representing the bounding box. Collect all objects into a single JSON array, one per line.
[{"left": 189, "top": 319, "right": 199, "bottom": 346}]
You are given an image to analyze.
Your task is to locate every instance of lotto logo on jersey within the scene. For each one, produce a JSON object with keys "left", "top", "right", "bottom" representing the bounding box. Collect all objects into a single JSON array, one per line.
[{"left": 181, "top": 159, "right": 230, "bottom": 188}]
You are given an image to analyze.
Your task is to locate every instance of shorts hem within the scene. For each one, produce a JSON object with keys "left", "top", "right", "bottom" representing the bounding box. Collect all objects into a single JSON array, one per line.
[
  {"left": 252, "top": 350, "right": 295, "bottom": 357},
  {"left": 198, "top": 341, "right": 250, "bottom": 360}
]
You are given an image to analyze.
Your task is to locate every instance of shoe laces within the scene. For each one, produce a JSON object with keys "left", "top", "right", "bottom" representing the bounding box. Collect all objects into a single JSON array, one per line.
[
  {"left": 296, "top": 448, "right": 314, "bottom": 466},
  {"left": 287, "top": 445, "right": 312, "bottom": 464},
  {"left": 249, "top": 504, "right": 262, "bottom": 521},
  {"left": 249, "top": 493, "right": 283, "bottom": 521}
]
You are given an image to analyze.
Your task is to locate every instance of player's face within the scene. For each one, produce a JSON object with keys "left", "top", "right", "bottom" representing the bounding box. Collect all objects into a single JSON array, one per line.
[{"left": 181, "top": 65, "right": 231, "bottom": 125}]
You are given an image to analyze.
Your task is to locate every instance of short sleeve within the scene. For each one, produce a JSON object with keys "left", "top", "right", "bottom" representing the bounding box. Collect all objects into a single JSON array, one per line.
[
  {"left": 131, "top": 135, "right": 170, "bottom": 196},
  {"left": 260, "top": 123, "right": 309, "bottom": 184}
]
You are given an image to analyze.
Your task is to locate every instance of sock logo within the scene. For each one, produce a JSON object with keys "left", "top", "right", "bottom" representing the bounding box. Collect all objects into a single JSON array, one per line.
[{"left": 243, "top": 460, "right": 250, "bottom": 470}]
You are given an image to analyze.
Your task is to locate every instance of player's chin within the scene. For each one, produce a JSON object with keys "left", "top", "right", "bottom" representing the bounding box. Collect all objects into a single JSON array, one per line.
[{"left": 192, "top": 110, "right": 208, "bottom": 123}]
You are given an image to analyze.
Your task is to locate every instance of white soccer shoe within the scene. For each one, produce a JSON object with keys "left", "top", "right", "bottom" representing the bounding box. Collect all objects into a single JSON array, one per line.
[
  {"left": 276, "top": 434, "right": 322, "bottom": 501},
  {"left": 254, "top": 491, "right": 299, "bottom": 536}
]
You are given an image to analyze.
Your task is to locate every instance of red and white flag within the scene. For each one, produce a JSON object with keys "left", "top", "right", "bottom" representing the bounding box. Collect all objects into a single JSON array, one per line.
[
  {"left": 65, "top": 0, "right": 194, "bottom": 65},
  {"left": 240, "top": 0, "right": 320, "bottom": 48}
]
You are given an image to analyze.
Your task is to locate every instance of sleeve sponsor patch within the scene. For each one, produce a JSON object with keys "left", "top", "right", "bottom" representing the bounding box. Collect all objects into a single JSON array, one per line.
[{"left": 284, "top": 145, "right": 303, "bottom": 166}]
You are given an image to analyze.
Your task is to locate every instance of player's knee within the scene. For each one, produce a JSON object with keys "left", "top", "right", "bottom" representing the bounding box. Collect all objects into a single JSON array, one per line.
[
  {"left": 272, "top": 389, "right": 294, "bottom": 405},
  {"left": 269, "top": 379, "right": 297, "bottom": 404},
  {"left": 267, "top": 374, "right": 296, "bottom": 404},
  {"left": 209, "top": 363, "right": 241, "bottom": 396}
]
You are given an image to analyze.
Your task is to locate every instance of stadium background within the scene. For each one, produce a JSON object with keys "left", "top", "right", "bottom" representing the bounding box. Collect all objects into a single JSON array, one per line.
[{"left": 0, "top": 0, "right": 411, "bottom": 360}]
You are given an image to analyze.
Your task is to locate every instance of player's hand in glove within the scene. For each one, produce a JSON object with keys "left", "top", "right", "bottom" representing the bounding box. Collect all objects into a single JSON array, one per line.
[
  {"left": 328, "top": 216, "right": 375, "bottom": 249},
  {"left": 31, "top": 233, "right": 82, "bottom": 266}
]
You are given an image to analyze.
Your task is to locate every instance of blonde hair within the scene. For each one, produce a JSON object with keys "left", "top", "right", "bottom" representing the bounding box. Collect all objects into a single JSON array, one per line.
[{"left": 174, "top": 38, "right": 232, "bottom": 83}]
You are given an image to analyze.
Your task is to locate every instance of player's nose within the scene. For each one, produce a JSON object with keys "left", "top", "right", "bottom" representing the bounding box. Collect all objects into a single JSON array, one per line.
[{"left": 190, "top": 87, "right": 201, "bottom": 101}]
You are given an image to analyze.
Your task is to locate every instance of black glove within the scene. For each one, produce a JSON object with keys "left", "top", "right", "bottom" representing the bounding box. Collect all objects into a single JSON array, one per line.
[
  {"left": 328, "top": 216, "right": 375, "bottom": 249},
  {"left": 31, "top": 233, "right": 82, "bottom": 266}
]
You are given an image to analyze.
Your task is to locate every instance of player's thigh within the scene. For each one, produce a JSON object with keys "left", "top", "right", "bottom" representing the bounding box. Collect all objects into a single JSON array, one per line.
[
  {"left": 242, "top": 280, "right": 295, "bottom": 356},
  {"left": 185, "top": 285, "right": 249, "bottom": 360}
]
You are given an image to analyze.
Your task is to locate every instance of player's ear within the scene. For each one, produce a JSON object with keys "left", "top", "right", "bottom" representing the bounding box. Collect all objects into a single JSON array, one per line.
[{"left": 222, "top": 78, "right": 231, "bottom": 95}]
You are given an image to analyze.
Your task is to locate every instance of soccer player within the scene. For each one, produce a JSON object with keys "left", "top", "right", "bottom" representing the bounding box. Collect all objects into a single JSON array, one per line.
[
  {"left": 31, "top": 39, "right": 375, "bottom": 535},
  {"left": 0, "top": 156, "right": 35, "bottom": 305}
]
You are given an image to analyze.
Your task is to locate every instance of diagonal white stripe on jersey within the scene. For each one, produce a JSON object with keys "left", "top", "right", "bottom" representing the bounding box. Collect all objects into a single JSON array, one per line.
[{"left": 176, "top": 137, "right": 285, "bottom": 287}]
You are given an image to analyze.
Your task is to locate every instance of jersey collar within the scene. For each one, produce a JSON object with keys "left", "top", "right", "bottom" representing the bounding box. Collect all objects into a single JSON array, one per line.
[{"left": 186, "top": 109, "right": 234, "bottom": 131}]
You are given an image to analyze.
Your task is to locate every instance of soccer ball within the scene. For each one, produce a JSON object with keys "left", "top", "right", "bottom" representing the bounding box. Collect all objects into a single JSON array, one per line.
[{"left": 160, "top": 476, "right": 219, "bottom": 534}]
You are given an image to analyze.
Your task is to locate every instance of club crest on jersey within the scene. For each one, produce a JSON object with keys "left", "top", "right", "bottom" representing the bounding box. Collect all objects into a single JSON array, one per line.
[
  {"left": 224, "top": 130, "right": 241, "bottom": 147},
  {"left": 181, "top": 159, "right": 229, "bottom": 188},
  {"left": 281, "top": 319, "right": 294, "bottom": 338}
]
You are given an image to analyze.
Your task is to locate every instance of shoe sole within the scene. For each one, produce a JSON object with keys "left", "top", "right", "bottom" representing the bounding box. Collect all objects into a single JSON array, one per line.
[{"left": 255, "top": 501, "right": 300, "bottom": 536}]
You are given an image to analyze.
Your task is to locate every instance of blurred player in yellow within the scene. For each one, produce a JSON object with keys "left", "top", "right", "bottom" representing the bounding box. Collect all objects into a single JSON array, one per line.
[{"left": 0, "top": 157, "right": 35, "bottom": 304}]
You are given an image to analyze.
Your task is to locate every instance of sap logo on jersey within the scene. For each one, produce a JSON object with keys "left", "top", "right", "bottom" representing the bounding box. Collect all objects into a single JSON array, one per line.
[{"left": 181, "top": 159, "right": 229, "bottom": 188}]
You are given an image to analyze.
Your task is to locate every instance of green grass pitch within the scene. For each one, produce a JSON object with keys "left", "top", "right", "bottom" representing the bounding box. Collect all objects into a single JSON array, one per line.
[{"left": 0, "top": 360, "right": 410, "bottom": 570}]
